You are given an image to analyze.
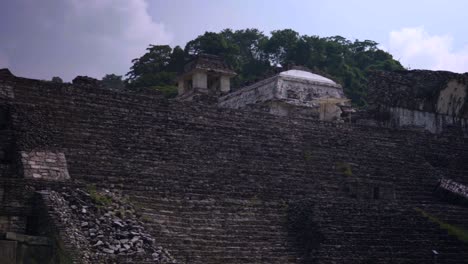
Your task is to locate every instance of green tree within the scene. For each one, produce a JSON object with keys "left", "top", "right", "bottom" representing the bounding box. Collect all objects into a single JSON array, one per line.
[
  {"left": 167, "top": 46, "right": 185, "bottom": 73},
  {"left": 220, "top": 29, "right": 271, "bottom": 87},
  {"left": 125, "top": 45, "right": 179, "bottom": 98},
  {"left": 264, "top": 29, "right": 300, "bottom": 66},
  {"left": 184, "top": 31, "right": 241, "bottom": 73},
  {"left": 126, "top": 45, "right": 173, "bottom": 86},
  {"left": 185, "top": 32, "right": 239, "bottom": 57},
  {"left": 126, "top": 29, "right": 404, "bottom": 104}
]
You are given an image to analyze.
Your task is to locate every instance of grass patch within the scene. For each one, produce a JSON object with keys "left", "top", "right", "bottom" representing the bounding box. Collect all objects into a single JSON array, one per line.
[
  {"left": 336, "top": 162, "right": 353, "bottom": 177},
  {"left": 152, "top": 85, "right": 178, "bottom": 98},
  {"left": 415, "top": 208, "right": 468, "bottom": 244},
  {"left": 248, "top": 195, "right": 262, "bottom": 205},
  {"left": 86, "top": 184, "right": 112, "bottom": 206},
  {"left": 141, "top": 214, "right": 153, "bottom": 223}
]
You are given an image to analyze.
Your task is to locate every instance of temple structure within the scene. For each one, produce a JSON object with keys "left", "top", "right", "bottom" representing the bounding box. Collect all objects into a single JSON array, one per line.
[
  {"left": 219, "top": 66, "right": 350, "bottom": 121},
  {"left": 177, "top": 55, "right": 352, "bottom": 121},
  {"left": 1, "top": 66, "right": 468, "bottom": 263},
  {"left": 176, "top": 54, "right": 236, "bottom": 101}
]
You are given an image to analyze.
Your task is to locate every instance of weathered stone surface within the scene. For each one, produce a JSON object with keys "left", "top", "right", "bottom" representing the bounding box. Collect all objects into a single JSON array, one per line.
[
  {"left": 367, "top": 70, "right": 468, "bottom": 133},
  {"left": 5, "top": 232, "right": 51, "bottom": 246},
  {"left": 0, "top": 240, "right": 17, "bottom": 264},
  {"left": 20, "top": 151, "right": 70, "bottom": 180},
  {"left": 0, "top": 71, "right": 468, "bottom": 263},
  {"left": 0, "top": 216, "right": 27, "bottom": 234},
  {"left": 0, "top": 69, "right": 15, "bottom": 99},
  {"left": 39, "top": 187, "right": 177, "bottom": 263},
  {"left": 387, "top": 106, "right": 468, "bottom": 133},
  {"left": 0, "top": 84, "right": 14, "bottom": 99},
  {"left": 437, "top": 178, "right": 468, "bottom": 201},
  {"left": 219, "top": 68, "right": 348, "bottom": 121},
  {"left": 177, "top": 54, "right": 236, "bottom": 99}
]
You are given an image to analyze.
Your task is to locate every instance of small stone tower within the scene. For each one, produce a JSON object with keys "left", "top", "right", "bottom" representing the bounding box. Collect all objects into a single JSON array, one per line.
[{"left": 176, "top": 54, "right": 236, "bottom": 101}]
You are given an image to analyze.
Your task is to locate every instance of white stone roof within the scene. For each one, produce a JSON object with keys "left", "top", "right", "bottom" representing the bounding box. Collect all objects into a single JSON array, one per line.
[{"left": 279, "top": 69, "right": 337, "bottom": 85}]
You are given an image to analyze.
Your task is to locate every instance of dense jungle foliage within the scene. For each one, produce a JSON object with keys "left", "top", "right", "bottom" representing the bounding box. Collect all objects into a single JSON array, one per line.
[{"left": 103, "top": 29, "right": 404, "bottom": 106}]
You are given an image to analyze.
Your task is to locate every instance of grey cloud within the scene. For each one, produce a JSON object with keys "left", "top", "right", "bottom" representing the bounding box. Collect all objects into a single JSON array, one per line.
[{"left": 0, "top": 0, "right": 172, "bottom": 81}]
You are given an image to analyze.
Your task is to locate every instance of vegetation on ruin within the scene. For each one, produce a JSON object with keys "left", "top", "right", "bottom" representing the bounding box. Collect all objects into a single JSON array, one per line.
[
  {"left": 86, "top": 184, "right": 112, "bottom": 207},
  {"left": 140, "top": 214, "right": 153, "bottom": 223},
  {"left": 115, "top": 28, "right": 403, "bottom": 105},
  {"left": 336, "top": 162, "right": 353, "bottom": 176},
  {"left": 415, "top": 208, "right": 468, "bottom": 244}
]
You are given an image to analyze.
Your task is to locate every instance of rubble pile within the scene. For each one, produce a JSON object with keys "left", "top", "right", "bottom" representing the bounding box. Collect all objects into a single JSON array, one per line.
[{"left": 47, "top": 186, "right": 177, "bottom": 263}]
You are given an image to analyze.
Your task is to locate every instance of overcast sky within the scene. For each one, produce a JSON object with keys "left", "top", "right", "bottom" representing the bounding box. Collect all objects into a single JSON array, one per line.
[{"left": 1, "top": 0, "right": 467, "bottom": 81}]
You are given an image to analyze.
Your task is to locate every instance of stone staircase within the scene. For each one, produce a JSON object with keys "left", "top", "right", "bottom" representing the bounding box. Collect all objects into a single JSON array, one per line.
[
  {"left": 3, "top": 74, "right": 468, "bottom": 263},
  {"left": 310, "top": 200, "right": 468, "bottom": 264},
  {"left": 132, "top": 194, "right": 298, "bottom": 264}
]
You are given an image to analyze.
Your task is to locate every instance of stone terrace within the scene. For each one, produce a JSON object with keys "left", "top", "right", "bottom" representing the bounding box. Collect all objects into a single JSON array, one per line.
[{"left": 1, "top": 72, "right": 468, "bottom": 263}]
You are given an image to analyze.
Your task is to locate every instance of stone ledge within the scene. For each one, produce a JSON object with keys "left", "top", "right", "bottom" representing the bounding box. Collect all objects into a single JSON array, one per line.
[
  {"left": 5, "top": 232, "right": 51, "bottom": 246},
  {"left": 437, "top": 178, "right": 468, "bottom": 200}
]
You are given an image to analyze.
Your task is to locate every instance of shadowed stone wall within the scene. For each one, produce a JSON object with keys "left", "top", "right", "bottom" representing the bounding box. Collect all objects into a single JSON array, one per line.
[
  {"left": 1, "top": 73, "right": 468, "bottom": 263},
  {"left": 367, "top": 70, "right": 468, "bottom": 133}
]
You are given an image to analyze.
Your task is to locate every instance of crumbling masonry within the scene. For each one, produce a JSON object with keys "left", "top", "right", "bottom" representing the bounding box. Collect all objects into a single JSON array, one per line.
[{"left": 1, "top": 67, "right": 468, "bottom": 263}]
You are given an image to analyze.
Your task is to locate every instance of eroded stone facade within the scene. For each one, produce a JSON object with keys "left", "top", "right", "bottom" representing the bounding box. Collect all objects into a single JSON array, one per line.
[
  {"left": 0, "top": 70, "right": 468, "bottom": 263},
  {"left": 367, "top": 70, "right": 468, "bottom": 133},
  {"left": 177, "top": 54, "right": 236, "bottom": 100},
  {"left": 219, "top": 69, "right": 349, "bottom": 121},
  {"left": 21, "top": 151, "right": 70, "bottom": 180},
  {"left": 439, "top": 178, "right": 468, "bottom": 200},
  {"left": 0, "top": 84, "right": 14, "bottom": 99}
]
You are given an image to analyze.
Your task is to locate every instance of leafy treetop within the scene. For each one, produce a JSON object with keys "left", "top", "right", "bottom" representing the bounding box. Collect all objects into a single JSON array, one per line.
[{"left": 114, "top": 28, "right": 404, "bottom": 104}]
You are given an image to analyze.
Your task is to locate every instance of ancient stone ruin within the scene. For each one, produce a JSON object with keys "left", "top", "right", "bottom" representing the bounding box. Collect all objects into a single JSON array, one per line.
[
  {"left": 366, "top": 70, "right": 468, "bottom": 133},
  {"left": 0, "top": 63, "right": 468, "bottom": 263},
  {"left": 178, "top": 55, "right": 352, "bottom": 121},
  {"left": 219, "top": 66, "right": 350, "bottom": 121},
  {"left": 176, "top": 54, "right": 237, "bottom": 100}
]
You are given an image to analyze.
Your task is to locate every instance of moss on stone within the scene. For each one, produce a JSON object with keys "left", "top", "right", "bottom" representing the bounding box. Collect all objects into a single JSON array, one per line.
[
  {"left": 86, "top": 184, "right": 112, "bottom": 206},
  {"left": 415, "top": 208, "right": 468, "bottom": 244},
  {"left": 336, "top": 162, "right": 353, "bottom": 177},
  {"left": 303, "top": 150, "right": 312, "bottom": 161}
]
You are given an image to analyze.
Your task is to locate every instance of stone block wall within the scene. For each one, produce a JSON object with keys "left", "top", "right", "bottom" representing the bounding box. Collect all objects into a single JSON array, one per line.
[
  {"left": 0, "top": 69, "right": 15, "bottom": 102},
  {"left": 219, "top": 74, "right": 346, "bottom": 121},
  {"left": 0, "top": 240, "right": 17, "bottom": 264},
  {"left": 1, "top": 73, "right": 468, "bottom": 263},
  {"left": 367, "top": 70, "right": 468, "bottom": 133},
  {"left": 368, "top": 70, "right": 468, "bottom": 115},
  {"left": 219, "top": 75, "right": 278, "bottom": 109},
  {"left": 0, "top": 84, "right": 14, "bottom": 100},
  {"left": 0, "top": 216, "right": 26, "bottom": 234},
  {"left": 20, "top": 151, "right": 70, "bottom": 180},
  {"left": 437, "top": 178, "right": 468, "bottom": 201},
  {"left": 0, "top": 180, "right": 42, "bottom": 237}
]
